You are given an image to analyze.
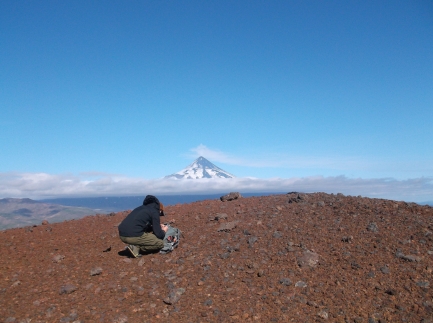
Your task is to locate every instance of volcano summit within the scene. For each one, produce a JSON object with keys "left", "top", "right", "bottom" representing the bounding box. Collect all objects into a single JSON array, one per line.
[{"left": 165, "top": 156, "right": 234, "bottom": 179}]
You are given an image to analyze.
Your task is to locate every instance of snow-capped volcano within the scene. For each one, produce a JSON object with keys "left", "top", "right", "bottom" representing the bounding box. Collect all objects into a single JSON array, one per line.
[{"left": 165, "top": 156, "right": 235, "bottom": 179}]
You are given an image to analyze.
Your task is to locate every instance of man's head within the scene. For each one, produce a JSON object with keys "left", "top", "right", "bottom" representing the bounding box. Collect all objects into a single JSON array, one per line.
[{"left": 143, "top": 195, "right": 165, "bottom": 216}]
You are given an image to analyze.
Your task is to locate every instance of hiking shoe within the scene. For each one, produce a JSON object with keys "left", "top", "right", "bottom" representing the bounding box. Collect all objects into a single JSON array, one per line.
[{"left": 127, "top": 245, "right": 141, "bottom": 258}]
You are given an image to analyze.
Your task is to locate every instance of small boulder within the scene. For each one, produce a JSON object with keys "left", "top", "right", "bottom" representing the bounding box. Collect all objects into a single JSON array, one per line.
[
  {"left": 59, "top": 284, "right": 77, "bottom": 295},
  {"left": 215, "top": 213, "right": 228, "bottom": 221},
  {"left": 220, "top": 192, "right": 242, "bottom": 202},
  {"left": 90, "top": 267, "right": 103, "bottom": 276},
  {"left": 217, "top": 221, "right": 238, "bottom": 232},
  {"left": 279, "top": 278, "right": 292, "bottom": 286},
  {"left": 367, "top": 222, "right": 379, "bottom": 232},
  {"left": 297, "top": 250, "right": 320, "bottom": 268}
]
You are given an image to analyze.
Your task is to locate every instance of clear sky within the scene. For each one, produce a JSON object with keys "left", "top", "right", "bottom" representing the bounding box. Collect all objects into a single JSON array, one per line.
[{"left": 1, "top": 1, "right": 432, "bottom": 202}]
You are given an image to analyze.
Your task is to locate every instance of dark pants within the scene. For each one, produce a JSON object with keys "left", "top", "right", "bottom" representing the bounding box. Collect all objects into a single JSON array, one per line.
[{"left": 120, "top": 232, "right": 164, "bottom": 253}]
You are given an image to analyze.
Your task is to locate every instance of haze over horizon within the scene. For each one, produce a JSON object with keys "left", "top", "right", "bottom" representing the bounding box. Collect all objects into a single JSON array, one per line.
[{"left": 1, "top": 1, "right": 432, "bottom": 203}]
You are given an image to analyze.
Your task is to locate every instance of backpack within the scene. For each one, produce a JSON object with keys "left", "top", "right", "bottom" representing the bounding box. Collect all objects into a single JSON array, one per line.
[{"left": 160, "top": 224, "right": 181, "bottom": 254}]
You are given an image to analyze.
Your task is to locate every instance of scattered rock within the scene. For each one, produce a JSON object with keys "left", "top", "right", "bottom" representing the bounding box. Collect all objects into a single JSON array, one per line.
[
  {"left": 247, "top": 236, "right": 258, "bottom": 247},
  {"left": 11, "top": 281, "right": 21, "bottom": 287},
  {"left": 215, "top": 213, "right": 228, "bottom": 221},
  {"left": 317, "top": 309, "right": 328, "bottom": 319},
  {"left": 220, "top": 192, "right": 242, "bottom": 202},
  {"left": 341, "top": 236, "right": 353, "bottom": 243},
  {"left": 90, "top": 267, "right": 103, "bottom": 276},
  {"left": 217, "top": 221, "right": 237, "bottom": 232},
  {"left": 59, "top": 284, "right": 77, "bottom": 295},
  {"left": 396, "top": 251, "right": 422, "bottom": 262},
  {"left": 287, "top": 193, "right": 304, "bottom": 203},
  {"left": 295, "top": 281, "right": 307, "bottom": 288},
  {"left": 163, "top": 287, "right": 186, "bottom": 305},
  {"left": 204, "top": 299, "right": 213, "bottom": 306},
  {"left": 272, "top": 231, "right": 283, "bottom": 238},
  {"left": 367, "top": 222, "right": 379, "bottom": 232},
  {"left": 417, "top": 281, "right": 430, "bottom": 288},
  {"left": 220, "top": 252, "right": 230, "bottom": 259},
  {"left": 279, "top": 278, "right": 292, "bottom": 286},
  {"left": 112, "top": 314, "right": 128, "bottom": 323},
  {"left": 297, "top": 250, "right": 320, "bottom": 268}
]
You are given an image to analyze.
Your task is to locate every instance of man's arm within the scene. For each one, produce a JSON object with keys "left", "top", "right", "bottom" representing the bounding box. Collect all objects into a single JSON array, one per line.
[{"left": 151, "top": 212, "right": 165, "bottom": 239}]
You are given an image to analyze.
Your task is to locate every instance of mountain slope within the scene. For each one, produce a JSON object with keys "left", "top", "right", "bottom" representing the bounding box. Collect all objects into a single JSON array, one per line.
[
  {"left": 165, "top": 156, "right": 234, "bottom": 179},
  {"left": 1, "top": 193, "right": 433, "bottom": 322},
  {"left": 0, "top": 198, "right": 99, "bottom": 230}
]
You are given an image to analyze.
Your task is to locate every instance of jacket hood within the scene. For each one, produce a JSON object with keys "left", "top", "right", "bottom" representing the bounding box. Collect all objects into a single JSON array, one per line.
[{"left": 143, "top": 195, "right": 165, "bottom": 216}]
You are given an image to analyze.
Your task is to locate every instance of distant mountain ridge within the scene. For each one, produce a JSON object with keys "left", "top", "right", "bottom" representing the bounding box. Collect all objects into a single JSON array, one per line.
[
  {"left": 0, "top": 198, "right": 98, "bottom": 230},
  {"left": 165, "top": 156, "right": 234, "bottom": 179}
]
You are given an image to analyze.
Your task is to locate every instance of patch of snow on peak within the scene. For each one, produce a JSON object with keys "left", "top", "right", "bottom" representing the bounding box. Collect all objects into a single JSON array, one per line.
[{"left": 165, "top": 156, "right": 235, "bottom": 179}]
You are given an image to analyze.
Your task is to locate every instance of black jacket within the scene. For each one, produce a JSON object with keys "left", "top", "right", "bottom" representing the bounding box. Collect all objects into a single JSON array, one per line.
[{"left": 118, "top": 196, "right": 165, "bottom": 239}]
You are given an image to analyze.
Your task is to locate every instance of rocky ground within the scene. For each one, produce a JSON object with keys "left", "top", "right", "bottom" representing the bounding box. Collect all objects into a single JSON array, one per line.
[{"left": 1, "top": 192, "right": 433, "bottom": 323}]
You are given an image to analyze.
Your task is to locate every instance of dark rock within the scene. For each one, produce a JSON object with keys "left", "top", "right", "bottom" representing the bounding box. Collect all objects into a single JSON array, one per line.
[
  {"left": 215, "top": 213, "right": 228, "bottom": 220},
  {"left": 220, "top": 192, "right": 242, "bottom": 202},
  {"left": 287, "top": 193, "right": 304, "bottom": 203},
  {"left": 417, "top": 281, "right": 430, "bottom": 288},
  {"left": 217, "top": 221, "right": 238, "bottom": 232},
  {"left": 163, "top": 287, "right": 185, "bottom": 305},
  {"left": 385, "top": 288, "right": 396, "bottom": 295},
  {"left": 59, "top": 284, "right": 77, "bottom": 295},
  {"left": 52, "top": 254, "right": 65, "bottom": 263},
  {"left": 396, "top": 252, "right": 422, "bottom": 262},
  {"left": 279, "top": 278, "right": 292, "bottom": 286},
  {"left": 295, "top": 281, "right": 307, "bottom": 288},
  {"left": 367, "top": 222, "right": 379, "bottom": 232},
  {"left": 297, "top": 250, "right": 319, "bottom": 268},
  {"left": 112, "top": 314, "right": 128, "bottom": 323},
  {"left": 341, "top": 236, "right": 353, "bottom": 243},
  {"left": 220, "top": 252, "right": 230, "bottom": 259},
  {"left": 317, "top": 310, "right": 328, "bottom": 319},
  {"left": 272, "top": 231, "right": 283, "bottom": 238},
  {"left": 90, "top": 267, "right": 103, "bottom": 276},
  {"left": 351, "top": 261, "right": 361, "bottom": 269},
  {"left": 248, "top": 236, "right": 258, "bottom": 247}
]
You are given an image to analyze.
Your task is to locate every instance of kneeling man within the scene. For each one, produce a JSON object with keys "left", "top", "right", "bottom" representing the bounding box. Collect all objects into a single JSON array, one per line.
[{"left": 118, "top": 195, "right": 168, "bottom": 257}]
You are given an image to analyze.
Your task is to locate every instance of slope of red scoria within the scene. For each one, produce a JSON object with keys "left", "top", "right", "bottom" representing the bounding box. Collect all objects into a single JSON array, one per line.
[{"left": 1, "top": 192, "right": 433, "bottom": 322}]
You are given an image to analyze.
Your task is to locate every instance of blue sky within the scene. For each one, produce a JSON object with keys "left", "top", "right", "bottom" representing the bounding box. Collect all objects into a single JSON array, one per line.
[{"left": 1, "top": 1, "right": 432, "bottom": 202}]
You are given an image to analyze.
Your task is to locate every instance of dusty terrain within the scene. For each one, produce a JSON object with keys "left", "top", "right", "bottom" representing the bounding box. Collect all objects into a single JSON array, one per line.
[{"left": 1, "top": 192, "right": 433, "bottom": 323}]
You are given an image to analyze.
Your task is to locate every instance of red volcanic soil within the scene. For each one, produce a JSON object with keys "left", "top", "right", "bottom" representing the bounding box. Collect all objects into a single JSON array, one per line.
[{"left": 1, "top": 192, "right": 433, "bottom": 323}]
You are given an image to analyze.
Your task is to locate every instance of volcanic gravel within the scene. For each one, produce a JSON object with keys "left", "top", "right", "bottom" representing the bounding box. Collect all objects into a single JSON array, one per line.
[{"left": 1, "top": 192, "right": 433, "bottom": 322}]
